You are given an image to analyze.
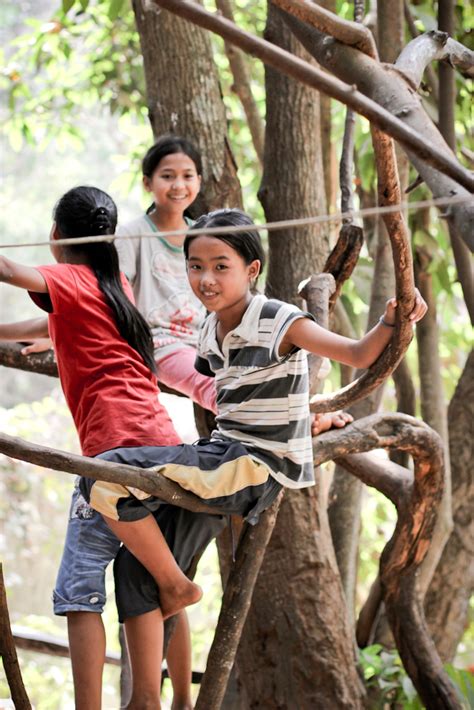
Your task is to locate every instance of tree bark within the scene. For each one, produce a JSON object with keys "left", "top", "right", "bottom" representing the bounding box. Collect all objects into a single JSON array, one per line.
[
  {"left": 274, "top": 6, "right": 474, "bottom": 249},
  {"left": 215, "top": 0, "right": 265, "bottom": 165},
  {"left": 413, "top": 245, "right": 453, "bottom": 597},
  {"left": 132, "top": 0, "right": 242, "bottom": 214},
  {"left": 232, "top": 8, "right": 366, "bottom": 707},
  {"left": 260, "top": 4, "right": 328, "bottom": 305},
  {"left": 153, "top": 0, "right": 474, "bottom": 193},
  {"left": 0, "top": 564, "right": 32, "bottom": 709},
  {"left": 436, "top": 0, "right": 474, "bottom": 324},
  {"left": 424, "top": 350, "right": 474, "bottom": 661}
]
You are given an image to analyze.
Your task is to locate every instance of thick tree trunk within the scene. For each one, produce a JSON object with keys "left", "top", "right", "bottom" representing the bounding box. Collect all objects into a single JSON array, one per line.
[
  {"left": 259, "top": 6, "right": 327, "bottom": 305},
  {"left": 132, "top": 0, "right": 242, "bottom": 213},
  {"left": 234, "top": 7, "right": 365, "bottom": 707}
]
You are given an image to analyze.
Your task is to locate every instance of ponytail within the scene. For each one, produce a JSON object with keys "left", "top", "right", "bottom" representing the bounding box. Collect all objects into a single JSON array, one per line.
[{"left": 54, "top": 186, "right": 157, "bottom": 374}]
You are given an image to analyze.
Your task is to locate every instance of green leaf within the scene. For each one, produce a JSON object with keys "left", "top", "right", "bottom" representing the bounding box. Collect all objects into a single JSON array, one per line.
[
  {"left": 108, "top": 0, "right": 125, "bottom": 20},
  {"left": 62, "top": 0, "right": 75, "bottom": 13}
]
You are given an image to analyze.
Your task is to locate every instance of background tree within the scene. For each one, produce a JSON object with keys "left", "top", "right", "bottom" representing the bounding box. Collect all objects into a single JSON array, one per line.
[{"left": 1, "top": 0, "right": 472, "bottom": 707}]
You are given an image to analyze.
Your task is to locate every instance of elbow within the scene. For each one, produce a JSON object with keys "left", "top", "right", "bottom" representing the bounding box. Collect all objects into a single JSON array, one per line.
[{"left": 0, "top": 256, "right": 13, "bottom": 283}]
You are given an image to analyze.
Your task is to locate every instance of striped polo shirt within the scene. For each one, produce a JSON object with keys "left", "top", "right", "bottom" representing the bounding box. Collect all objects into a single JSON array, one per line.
[{"left": 197, "top": 294, "right": 315, "bottom": 488}]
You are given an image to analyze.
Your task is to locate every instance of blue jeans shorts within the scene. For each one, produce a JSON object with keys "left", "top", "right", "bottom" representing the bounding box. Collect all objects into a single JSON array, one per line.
[{"left": 53, "top": 484, "right": 120, "bottom": 615}]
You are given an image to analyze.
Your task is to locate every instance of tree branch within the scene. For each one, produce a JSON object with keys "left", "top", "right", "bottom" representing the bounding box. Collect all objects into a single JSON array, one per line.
[
  {"left": 152, "top": 0, "right": 474, "bottom": 193},
  {"left": 403, "top": 1, "right": 439, "bottom": 100},
  {"left": 195, "top": 493, "right": 283, "bottom": 709},
  {"left": 276, "top": 8, "right": 474, "bottom": 252},
  {"left": 395, "top": 31, "right": 474, "bottom": 89},
  {"left": 0, "top": 564, "right": 32, "bottom": 709},
  {"left": 270, "top": 0, "right": 377, "bottom": 57},
  {"left": 0, "top": 433, "right": 226, "bottom": 516},
  {"left": 0, "top": 342, "right": 187, "bottom": 398},
  {"left": 315, "top": 413, "right": 461, "bottom": 708},
  {"left": 0, "top": 342, "right": 57, "bottom": 377}
]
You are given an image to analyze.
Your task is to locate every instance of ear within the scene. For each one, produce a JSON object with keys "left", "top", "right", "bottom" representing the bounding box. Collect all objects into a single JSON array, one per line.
[
  {"left": 248, "top": 259, "right": 261, "bottom": 282},
  {"left": 143, "top": 175, "right": 152, "bottom": 193},
  {"left": 49, "top": 221, "right": 60, "bottom": 241}
]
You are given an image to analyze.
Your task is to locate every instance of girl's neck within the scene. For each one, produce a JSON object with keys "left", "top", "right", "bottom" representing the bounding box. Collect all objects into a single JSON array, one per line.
[
  {"left": 57, "top": 248, "right": 90, "bottom": 266},
  {"left": 215, "top": 293, "right": 254, "bottom": 347},
  {"left": 148, "top": 208, "right": 187, "bottom": 248}
]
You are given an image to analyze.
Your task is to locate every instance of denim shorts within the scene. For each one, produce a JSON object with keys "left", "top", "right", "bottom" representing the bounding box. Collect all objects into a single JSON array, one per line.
[{"left": 53, "top": 484, "right": 121, "bottom": 615}]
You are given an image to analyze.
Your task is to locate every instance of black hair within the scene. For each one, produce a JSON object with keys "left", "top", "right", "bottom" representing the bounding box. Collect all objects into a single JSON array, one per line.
[
  {"left": 184, "top": 209, "right": 266, "bottom": 279},
  {"left": 54, "top": 186, "right": 157, "bottom": 374},
  {"left": 142, "top": 135, "right": 202, "bottom": 215}
]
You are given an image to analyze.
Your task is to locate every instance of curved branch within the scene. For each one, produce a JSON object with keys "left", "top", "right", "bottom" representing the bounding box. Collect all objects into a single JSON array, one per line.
[
  {"left": 396, "top": 31, "right": 474, "bottom": 89},
  {"left": 270, "top": 0, "right": 377, "bottom": 57},
  {"left": 403, "top": 2, "right": 439, "bottom": 99},
  {"left": 313, "top": 413, "right": 461, "bottom": 709},
  {"left": 276, "top": 9, "right": 474, "bottom": 252},
  {"left": 152, "top": 0, "right": 474, "bottom": 193},
  {"left": 0, "top": 432, "right": 226, "bottom": 516}
]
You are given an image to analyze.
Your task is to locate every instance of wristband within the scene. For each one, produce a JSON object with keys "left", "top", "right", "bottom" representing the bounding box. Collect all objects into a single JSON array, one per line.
[{"left": 379, "top": 316, "right": 395, "bottom": 328}]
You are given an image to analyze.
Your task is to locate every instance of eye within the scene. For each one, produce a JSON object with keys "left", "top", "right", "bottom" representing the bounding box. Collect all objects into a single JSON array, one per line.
[
  {"left": 216, "top": 264, "right": 228, "bottom": 271},
  {"left": 188, "top": 264, "right": 201, "bottom": 271}
]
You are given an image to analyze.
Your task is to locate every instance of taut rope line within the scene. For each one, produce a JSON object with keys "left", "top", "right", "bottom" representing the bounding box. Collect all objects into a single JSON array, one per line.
[{"left": 0, "top": 194, "right": 471, "bottom": 250}]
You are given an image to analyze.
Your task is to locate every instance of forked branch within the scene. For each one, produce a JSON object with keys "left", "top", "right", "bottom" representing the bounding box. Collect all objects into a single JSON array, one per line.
[{"left": 314, "top": 414, "right": 460, "bottom": 709}]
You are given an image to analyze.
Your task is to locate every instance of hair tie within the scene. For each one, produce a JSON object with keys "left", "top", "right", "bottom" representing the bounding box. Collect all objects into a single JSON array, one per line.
[{"left": 91, "top": 206, "right": 109, "bottom": 232}]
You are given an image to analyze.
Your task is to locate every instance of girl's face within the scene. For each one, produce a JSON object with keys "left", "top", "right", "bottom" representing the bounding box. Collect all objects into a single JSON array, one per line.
[
  {"left": 143, "top": 152, "right": 201, "bottom": 214},
  {"left": 187, "top": 235, "right": 260, "bottom": 322}
]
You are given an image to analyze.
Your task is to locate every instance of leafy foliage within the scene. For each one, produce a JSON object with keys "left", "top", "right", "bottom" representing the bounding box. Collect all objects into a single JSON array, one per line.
[{"left": 359, "top": 644, "right": 474, "bottom": 709}]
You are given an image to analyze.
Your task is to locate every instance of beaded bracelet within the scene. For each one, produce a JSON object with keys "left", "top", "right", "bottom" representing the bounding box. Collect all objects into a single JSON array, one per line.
[{"left": 379, "top": 316, "right": 395, "bottom": 328}]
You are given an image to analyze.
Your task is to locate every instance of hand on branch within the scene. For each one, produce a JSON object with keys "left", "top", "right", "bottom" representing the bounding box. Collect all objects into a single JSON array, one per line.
[
  {"left": 382, "top": 287, "right": 428, "bottom": 327},
  {"left": 19, "top": 338, "right": 54, "bottom": 356}
]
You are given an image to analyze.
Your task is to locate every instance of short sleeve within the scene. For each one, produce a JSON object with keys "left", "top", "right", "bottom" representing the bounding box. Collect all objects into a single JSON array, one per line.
[
  {"left": 29, "top": 264, "right": 79, "bottom": 315},
  {"left": 263, "top": 301, "right": 315, "bottom": 364},
  {"left": 115, "top": 225, "right": 139, "bottom": 283}
]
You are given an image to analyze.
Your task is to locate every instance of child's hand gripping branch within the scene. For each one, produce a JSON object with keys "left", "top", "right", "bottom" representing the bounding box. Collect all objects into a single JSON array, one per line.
[{"left": 306, "top": 294, "right": 427, "bottom": 436}]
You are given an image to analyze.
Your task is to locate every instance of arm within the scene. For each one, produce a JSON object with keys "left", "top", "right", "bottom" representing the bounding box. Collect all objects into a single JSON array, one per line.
[
  {"left": 281, "top": 291, "right": 427, "bottom": 370},
  {"left": 0, "top": 317, "right": 50, "bottom": 341},
  {"left": 0, "top": 256, "right": 48, "bottom": 292}
]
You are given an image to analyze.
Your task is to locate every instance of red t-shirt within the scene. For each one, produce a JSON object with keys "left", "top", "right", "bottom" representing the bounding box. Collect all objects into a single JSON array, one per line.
[{"left": 30, "top": 263, "right": 181, "bottom": 456}]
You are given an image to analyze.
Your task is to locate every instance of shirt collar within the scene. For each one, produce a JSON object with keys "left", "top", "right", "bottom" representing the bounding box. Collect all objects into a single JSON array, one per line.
[{"left": 200, "top": 294, "right": 267, "bottom": 356}]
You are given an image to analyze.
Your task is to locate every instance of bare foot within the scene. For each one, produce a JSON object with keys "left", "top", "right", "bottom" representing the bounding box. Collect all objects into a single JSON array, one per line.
[
  {"left": 311, "top": 410, "right": 353, "bottom": 436},
  {"left": 160, "top": 579, "right": 203, "bottom": 620}
]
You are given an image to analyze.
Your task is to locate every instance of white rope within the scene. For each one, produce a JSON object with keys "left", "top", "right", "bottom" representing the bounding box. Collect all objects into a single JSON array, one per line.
[{"left": 0, "top": 194, "right": 472, "bottom": 249}]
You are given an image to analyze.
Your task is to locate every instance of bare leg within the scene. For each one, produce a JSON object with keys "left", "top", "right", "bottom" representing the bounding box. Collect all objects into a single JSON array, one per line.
[
  {"left": 67, "top": 611, "right": 105, "bottom": 710},
  {"left": 167, "top": 611, "right": 193, "bottom": 710},
  {"left": 124, "top": 609, "right": 163, "bottom": 710},
  {"left": 104, "top": 514, "right": 202, "bottom": 619}
]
